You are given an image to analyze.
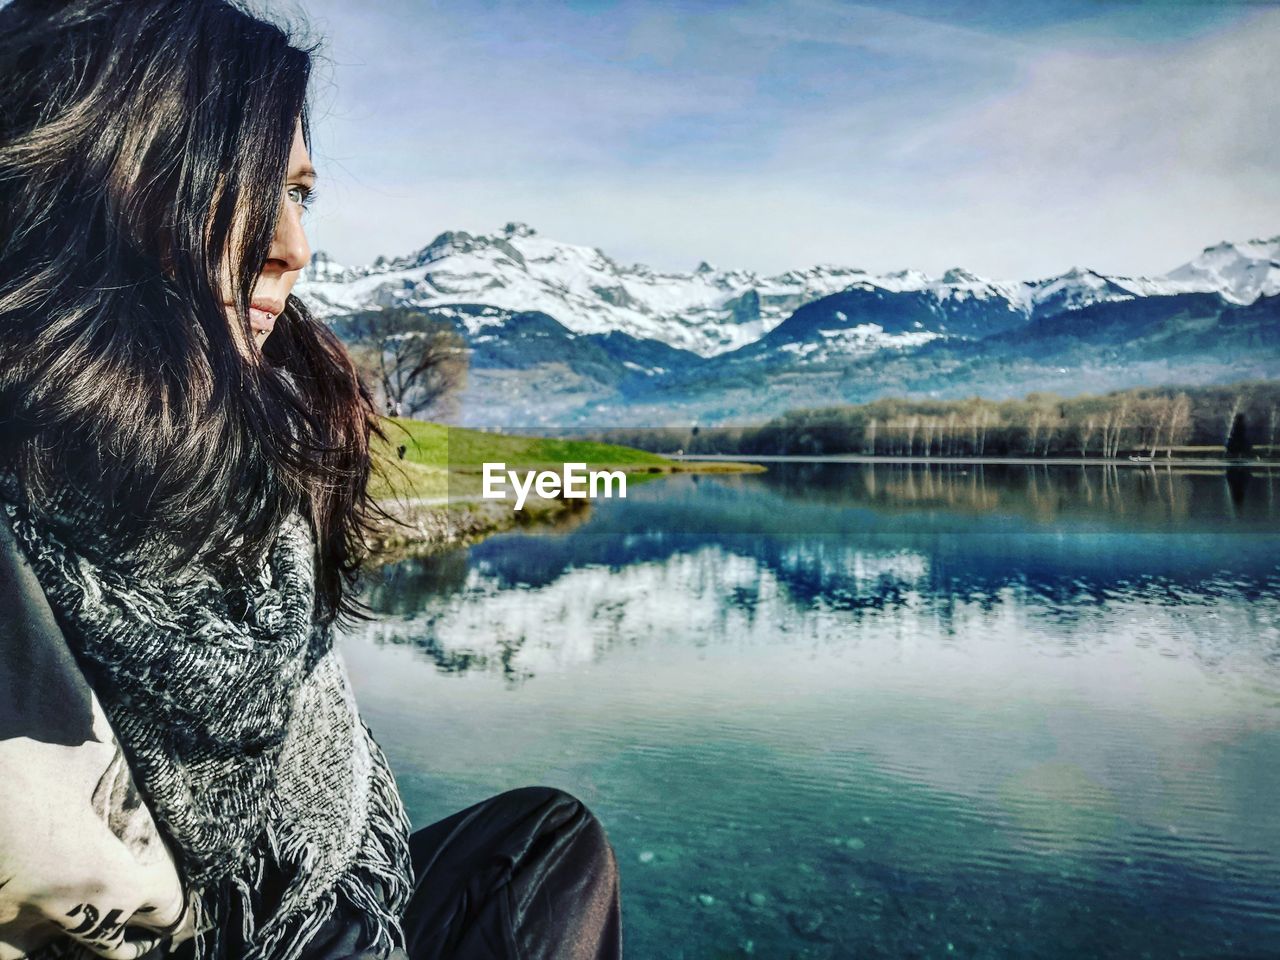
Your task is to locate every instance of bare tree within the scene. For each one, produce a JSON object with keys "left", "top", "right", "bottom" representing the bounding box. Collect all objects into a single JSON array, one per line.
[
  {"left": 1041, "top": 414, "right": 1058, "bottom": 457},
  {"left": 1140, "top": 396, "right": 1171, "bottom": 459},
  {"left": 346, "top": 308, "right": 468, "bottom": 420},
  {"left": 922, "top": 417, "right": 937, "bottom": 457},
  {"left": 1165, "top": 393, "right": 1192, "bottom": 459},
  {"left": 976, "top": 408, "right": 993, "bottom": 456},
  {"left": 1079, "top": 416, "right": 1097, "bottom": 458},
  {"left": 1105, "top": 401, "right": 1130, "bottom": 458},
  {"left": 1224, "top": 394, "right": 1243, "bottom": 447},
  {"left": 1026, "top": 409, "right": 1043, "bottom": 455}
]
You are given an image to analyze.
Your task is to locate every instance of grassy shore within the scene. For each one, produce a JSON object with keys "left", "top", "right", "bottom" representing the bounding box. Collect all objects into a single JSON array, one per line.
[{"left": 368, "top": 419, "right": 763, "bottom": 559}]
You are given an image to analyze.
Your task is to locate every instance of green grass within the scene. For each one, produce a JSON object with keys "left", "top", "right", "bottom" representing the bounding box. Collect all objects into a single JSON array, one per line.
[
  {"left": 371, "top": 419, "right": 673, "bottom": 502},
  {"left": 382, "top": 418, "right": 668, "bottom": 470},
  {"left": 365, "top": 419, "right": 764, "bottom": 557}
]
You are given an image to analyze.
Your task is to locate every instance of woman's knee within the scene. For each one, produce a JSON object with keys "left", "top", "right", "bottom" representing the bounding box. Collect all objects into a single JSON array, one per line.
[
  {"left": 502, "top": 785, "right": 596, "bottom": 827},
  {"left": 509, "top": 786, "right": 617, "bottom": 875},
  {"left": 502, "top": 784, "right": 576, "bottom": 812},
  {"left": 494, "top": 788, "right": 620, "bottom": 958}
]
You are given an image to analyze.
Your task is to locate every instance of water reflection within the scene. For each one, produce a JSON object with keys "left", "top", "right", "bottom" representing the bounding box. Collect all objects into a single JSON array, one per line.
[
  {"left": 742, "top": 461, "right": 1278, "bottom": 530},
  {"left": 355, "top": 464, "right": 1280, "bottom": 684},
  {"left": 344, "top": 461, "right": 1280, "bottom": 959}
]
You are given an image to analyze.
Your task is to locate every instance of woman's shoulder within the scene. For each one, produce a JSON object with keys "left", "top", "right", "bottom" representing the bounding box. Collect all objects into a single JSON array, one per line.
[
  {"left": 0, "top": 507, "right": 189, "bottom": 960},
  {"left": 0, "top": 502, "right": 98, "bottom": 747}
]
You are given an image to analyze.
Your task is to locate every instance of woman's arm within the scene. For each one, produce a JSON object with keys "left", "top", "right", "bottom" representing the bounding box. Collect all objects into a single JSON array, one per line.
[{"left": 0, "top": 515, "right": 190, "bottom": 959}]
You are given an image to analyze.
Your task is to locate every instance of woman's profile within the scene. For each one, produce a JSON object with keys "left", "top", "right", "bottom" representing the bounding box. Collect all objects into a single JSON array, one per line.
[{"left": 0, "top": 1, "right": 622, "bottom": 958}]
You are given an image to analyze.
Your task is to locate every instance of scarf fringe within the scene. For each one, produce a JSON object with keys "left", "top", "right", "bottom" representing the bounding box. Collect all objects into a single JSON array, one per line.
[{"left": 191, "top": 756, "right": 413, "bottom": 960}]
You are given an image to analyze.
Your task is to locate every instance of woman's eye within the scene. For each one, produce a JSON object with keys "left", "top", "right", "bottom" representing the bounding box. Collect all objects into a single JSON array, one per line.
[{"left": 287, "top": 185, "right": 314, "bottom": 209}]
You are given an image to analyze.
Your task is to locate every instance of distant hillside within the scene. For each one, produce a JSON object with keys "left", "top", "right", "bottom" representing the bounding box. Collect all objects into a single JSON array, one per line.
[
  {"left": 585, "top": 381, "right": 1280, "bottom": 460},
  {"left": 301, "top": 225, "right": 1280, "bottom": 427}
]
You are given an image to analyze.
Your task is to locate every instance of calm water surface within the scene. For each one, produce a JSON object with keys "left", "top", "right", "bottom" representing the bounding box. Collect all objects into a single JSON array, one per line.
[{"left": 341, "top": 463, "right": 1280, "bottom": 959}]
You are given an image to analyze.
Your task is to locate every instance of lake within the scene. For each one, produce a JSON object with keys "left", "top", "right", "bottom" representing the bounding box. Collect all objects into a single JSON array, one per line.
[{"left": 341, "top": 462, "right": 1280, "bottom": 959}]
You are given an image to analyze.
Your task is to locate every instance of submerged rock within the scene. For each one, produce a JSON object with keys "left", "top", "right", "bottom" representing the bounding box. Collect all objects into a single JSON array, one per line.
[
  {"left": 833, "top": 836, "right": 866, "bottom": 851},
  {"left": 787, "top": 909, "right": 829, "bottom": 941}
]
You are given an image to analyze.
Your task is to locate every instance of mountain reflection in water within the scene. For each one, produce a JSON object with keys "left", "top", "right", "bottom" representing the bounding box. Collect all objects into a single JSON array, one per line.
[{"left": 343, "top": 463, "right": 1280, "bottom": 959}]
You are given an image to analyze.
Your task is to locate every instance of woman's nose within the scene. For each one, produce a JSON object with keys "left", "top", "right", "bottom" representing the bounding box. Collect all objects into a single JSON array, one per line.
[{"left": 268, "top": 201, "right": 310, "bottom": 273}]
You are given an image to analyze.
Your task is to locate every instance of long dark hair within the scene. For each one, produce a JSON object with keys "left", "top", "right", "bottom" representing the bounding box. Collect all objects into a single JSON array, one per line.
[{"left": 0, "top": 0, "right": 381, "bottom": 624}]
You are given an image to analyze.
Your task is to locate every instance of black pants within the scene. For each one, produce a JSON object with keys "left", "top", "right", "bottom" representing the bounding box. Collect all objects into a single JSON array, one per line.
[
  {"left": 397, "top": 786, "right": 622, "bottom": 960},
  {"left": 164, "top": 787, "right": 622, "bottom": 960}
]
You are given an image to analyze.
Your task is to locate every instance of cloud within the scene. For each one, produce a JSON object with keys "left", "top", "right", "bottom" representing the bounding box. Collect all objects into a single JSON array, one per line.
[
  {"left": 896, "top": 6, "right": 1280, "bottom": 184},
  {"left": 725, "top": 0, "right": 1033, "bottom": 68},
  {"left": 290, "top": 0, "right": 1280, "bottom": 280}
]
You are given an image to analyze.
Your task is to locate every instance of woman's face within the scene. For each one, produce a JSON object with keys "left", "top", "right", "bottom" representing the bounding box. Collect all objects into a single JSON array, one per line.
[{"left": 221, "top": 119, "right": 315, "bottom": 351}]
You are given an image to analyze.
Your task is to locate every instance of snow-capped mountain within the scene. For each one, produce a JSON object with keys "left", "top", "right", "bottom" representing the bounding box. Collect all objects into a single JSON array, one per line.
[
  {"left": 299, "top": 222, "right": 867, "bottom": 357},
  {"left": 297, "top": 223, "right": 1280, "bottom": 361},
  {"left": 296, "top": 221, "right": 1033, "bottom": 356},
  {"left": 299, "top": 225, "right": 1280, "bottom": 425},
  {"left": 1164, "top": 236, "right": 1280, "bottom": 303},
  {"left": 1022, "top": 239, "right": 1280, "bottom": 316}
]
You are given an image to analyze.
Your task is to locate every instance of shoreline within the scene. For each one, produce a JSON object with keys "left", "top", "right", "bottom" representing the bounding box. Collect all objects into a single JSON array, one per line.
[
  {"left": 369, "top": 458, "right": 763, "bottom": 562},
  {"left": 368, "top": 494, "right": 588, "bottom": 562},
  {"left": 366, "top": 453, "right": 1277, "bottom": 563},
  {"left": 666, "top": 453, "right": 1280, "bottom": 469}
]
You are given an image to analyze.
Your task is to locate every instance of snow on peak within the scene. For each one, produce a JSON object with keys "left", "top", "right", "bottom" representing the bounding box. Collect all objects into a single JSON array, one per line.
[
  {"left": 878, "top": 268, "right": 932, "bottom": 290},
  {"left": 302, "top": 251, "right": 350, "bottom": 282},
  {"left": 502, "top": 221, "right": 537, "bottom": 239},
  {"left": 1025, "top": 266, "right": 1142, "bottom": 314},
  {"left": 1019, "top": 235, "right": 1280, "bottom": 312},
  {"left": 295, "top": 227, "right": 1278, "bottom": 355},
  {"left": 296, "top": 224, "right": 915, "bottom": 356},
  {"left": 1164, "top": 235, "right": 1280, "bottom": 303},
  {"left": 941, "top": 267, "right": 980, "bottom": 284},
  {"left": 1060, "top": 266, "right": 1100, "bottom": 281}
]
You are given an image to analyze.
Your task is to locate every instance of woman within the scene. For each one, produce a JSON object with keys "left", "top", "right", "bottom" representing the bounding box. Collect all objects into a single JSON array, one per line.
[{"left": 0, "top": 2, "right": 622, "bottom": 959}]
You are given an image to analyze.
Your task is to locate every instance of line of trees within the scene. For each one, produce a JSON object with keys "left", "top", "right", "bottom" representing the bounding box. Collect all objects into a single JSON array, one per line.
[{"left": 585, "top": 382, "right": 1280, "bottom": 460}]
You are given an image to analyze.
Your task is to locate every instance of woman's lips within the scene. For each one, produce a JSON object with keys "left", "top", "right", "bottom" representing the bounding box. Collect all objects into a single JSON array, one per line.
[{"left": 249, "top": 305, "right": 277, "bottom": 338}]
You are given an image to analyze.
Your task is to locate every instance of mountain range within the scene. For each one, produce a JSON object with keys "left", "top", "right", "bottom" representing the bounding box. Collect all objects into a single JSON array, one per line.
[{"left": 296, "top": 223, "right": 1280, "bottom": 426}]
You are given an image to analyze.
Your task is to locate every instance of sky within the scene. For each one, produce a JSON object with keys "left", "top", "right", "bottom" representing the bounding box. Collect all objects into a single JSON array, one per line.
[{"left": 263, "top": 0, "right": 1280, "bottom": 281}]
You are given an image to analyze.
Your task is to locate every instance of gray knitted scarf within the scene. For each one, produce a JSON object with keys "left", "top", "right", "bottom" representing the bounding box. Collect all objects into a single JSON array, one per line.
[{"left": 0, "top": 474, "right": 412, "bottom": 960}]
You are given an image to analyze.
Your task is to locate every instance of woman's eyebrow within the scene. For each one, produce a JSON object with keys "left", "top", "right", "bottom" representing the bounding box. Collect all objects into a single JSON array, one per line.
[{"left": 292, "top": 165, "right": 319, "bottom": 182}]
